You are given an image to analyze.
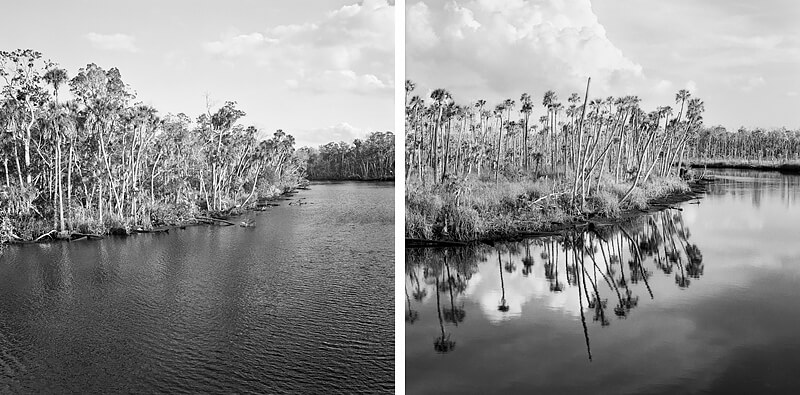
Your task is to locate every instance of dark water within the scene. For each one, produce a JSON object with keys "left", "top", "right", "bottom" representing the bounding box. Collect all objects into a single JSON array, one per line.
[
  {"left": 0, "top": 182, "right": 394, "bottom": 394},
  {"left": 406, "top": 170, "right": 800, "bottom": 394}
]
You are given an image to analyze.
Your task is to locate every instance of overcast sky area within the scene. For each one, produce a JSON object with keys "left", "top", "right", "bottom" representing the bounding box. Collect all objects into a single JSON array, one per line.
[
  {"left": 0, "top": 0, "right": 394, "bottom": 148},
  {"left": 407, "top": 0, "right": 800, "bottom": 131}
]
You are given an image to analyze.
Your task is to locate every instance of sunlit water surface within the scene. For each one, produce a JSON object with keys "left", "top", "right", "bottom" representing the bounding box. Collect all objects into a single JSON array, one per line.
[
  {"left": 1, "top": 181, "right": 394, "bottom": 394},
  {"left": 406, "top": 170, "right": 800, "bottom": 394}
]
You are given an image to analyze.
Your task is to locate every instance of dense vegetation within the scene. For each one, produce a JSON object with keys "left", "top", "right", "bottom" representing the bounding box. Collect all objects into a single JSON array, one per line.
[
  {"left": 405, "top": 78, "right": 705, "bottom": 241},
  {"left": 301, "top": 132, "right": 395, "bottom": 180},
  {"left": 686, "top": 126, "right": 800, "bottom": 167},
  {"left": 0, "top": 49, "right": 312, "bottom": 244}
]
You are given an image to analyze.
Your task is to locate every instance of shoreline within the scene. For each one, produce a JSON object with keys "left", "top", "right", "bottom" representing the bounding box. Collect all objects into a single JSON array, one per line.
[
  {"left": 406, "top": 179, "right": 712, "bottom": 247},
  {"left": 307, "top": 177, "right": 394, "bottom": 182},
  {"left": 2, "top": 187, "right": 304, "bottom": 246},
  {"left": 688, "top": 160, "right": 800, "bottom": 175}
]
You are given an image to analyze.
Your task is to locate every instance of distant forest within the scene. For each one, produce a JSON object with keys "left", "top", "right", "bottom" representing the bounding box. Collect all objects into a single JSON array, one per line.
[{"left": 301, "top": 131, "right": 395, "bottom": 181}]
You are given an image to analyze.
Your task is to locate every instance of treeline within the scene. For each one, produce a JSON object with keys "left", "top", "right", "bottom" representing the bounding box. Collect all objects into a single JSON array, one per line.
[
  {"left": 687, "top": 126, "right": 800, "bottom": 162},
  {"left": 405, "top": 79, "right": 705, "bottom": 210},
  {"left": 1, "top": 49, "right": 305, "bottom": 241},
  {"left": 301, "top": 131, "right": 394, "bottom": 180}
]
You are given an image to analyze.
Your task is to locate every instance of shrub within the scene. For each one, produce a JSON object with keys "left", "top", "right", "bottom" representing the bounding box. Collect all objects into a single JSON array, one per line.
[{"left": 588, "top": 190, "right": 621, "bottom": 217}]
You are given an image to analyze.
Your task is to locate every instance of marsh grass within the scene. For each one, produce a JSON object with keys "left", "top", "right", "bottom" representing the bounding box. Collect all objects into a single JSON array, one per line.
[{"left": 406, "top": 174, "right": 689, "bottom": 241}]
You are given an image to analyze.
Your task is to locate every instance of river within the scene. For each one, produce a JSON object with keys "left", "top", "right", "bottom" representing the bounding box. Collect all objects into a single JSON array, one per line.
[
  {"left": 405, "top": 170, "right": 800, "bottom": 394},
  {"left": 0, "top": 181, "right": 394, "bottom": 394}
]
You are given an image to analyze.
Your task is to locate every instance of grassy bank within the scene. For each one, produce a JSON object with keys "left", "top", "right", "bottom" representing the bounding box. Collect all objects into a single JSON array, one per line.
[
  {"left": 688, "top": 159, "right": 800, "bottom": 174},
  {"left": 406, "top": 174, "right": 693, "bottom": 243},
  {"left": 0, "top": 183, "right": 300, "bottom": 246}
]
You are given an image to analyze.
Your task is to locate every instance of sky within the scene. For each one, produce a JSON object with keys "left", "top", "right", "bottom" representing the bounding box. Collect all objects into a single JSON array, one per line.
[
  {"left": 0, "top": 0, "right": 394, "bottom": 148},
  {"left": 407, "top": 0, "right": 800, "bottom": 131}
]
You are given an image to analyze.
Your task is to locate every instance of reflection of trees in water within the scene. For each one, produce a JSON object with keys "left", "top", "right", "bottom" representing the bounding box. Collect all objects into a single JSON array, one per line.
[
  {"left": 405, "top": 246, "right": 482, "bottom": 352},
  {"left": 406, "top": 208, "right": 707, "bottom": 357},
  {"left": 443, "top": 255, "right": 466, "bottom": 325},
  {"left": 434, "top": 269, "right": 456, "bottom": 353},
  {"left": 636, "top": 211, "right": 704, "bottom": 288},
  {"left": 405, "top": 285, "right": 419, "bottom": 324},
  {"left": 521, "top": 240, "right": 534, "bottom": 276},
  {"left": 497, "top": 250, "right": 509, "bottom": 312}
]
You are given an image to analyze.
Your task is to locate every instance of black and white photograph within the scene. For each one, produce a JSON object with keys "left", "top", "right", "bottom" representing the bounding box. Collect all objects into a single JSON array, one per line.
[
  {"left": 405, "top": 0, "right": 800, "bottom": 393},
  {"left": 0, "top": 1, "right": 394, "bottom": 393}
]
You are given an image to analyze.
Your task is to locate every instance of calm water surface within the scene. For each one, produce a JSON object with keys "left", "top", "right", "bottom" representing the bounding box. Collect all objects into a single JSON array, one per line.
[
  {"left": 406, "top": 170, "right": 800, "bottom": 394},
  {"left": 0, "top": 181, "right": 393, "bottom": 394}
]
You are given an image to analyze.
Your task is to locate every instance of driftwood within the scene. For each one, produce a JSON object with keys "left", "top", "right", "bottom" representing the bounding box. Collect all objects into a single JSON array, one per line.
[
  {"left": 195, "top": 216, "right": 236, "bottom": 226},
  {"left": 34, "top": 230, "right": 57, "bottom": 242},
  {"left": 135, "top": 228, "right": 170, "bottom": 234},
  {"left": 71, "top": 233, "right": 104, "bottom": 240}
]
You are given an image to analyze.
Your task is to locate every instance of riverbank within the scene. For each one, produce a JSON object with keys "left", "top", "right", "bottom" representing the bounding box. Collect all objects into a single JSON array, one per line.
[
  {"left": 308, "top": 177, "right": 394, "bottom": 182},
  {"left": 0, "top": 185, "right": 305, "bottom": 246},
  {"left": 688, "top": 159, "right": 800, "bottom": 174},
  {"left": 406, "top": 175, "right": 710, "bottom": 246}
]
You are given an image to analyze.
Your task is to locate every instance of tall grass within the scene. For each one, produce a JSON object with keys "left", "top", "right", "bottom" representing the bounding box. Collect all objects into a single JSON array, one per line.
[{"left": 406, "top": 174, "right": 690, "bottom": 241}]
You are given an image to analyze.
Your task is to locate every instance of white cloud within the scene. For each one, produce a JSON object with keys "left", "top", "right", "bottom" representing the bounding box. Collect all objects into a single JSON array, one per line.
[
  {"left": 292, "top": 122, "right": 372, "bottom": 148},
  {"left": 407, "top": 0, "right": 646, "bottom": 101},
  {"left": 85, "top": 32, "right": 138, "bottom": 52},
  {"left": 287, "top": 70, "right": 391, "bottom": 93},
  {"left": 654, "top": 79, "right": 674, "bottom": 94},
  {"left": 204, "top": 0, "right": 393, "bottom": 94}
]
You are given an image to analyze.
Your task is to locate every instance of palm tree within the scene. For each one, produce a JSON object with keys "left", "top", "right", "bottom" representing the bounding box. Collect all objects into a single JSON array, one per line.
[
  {"left": 493, "top": 103, "right": 506, "bottom": 183},
  {"left": 430, "top": 88, "right": 452, "bottom": 184},
  {"left": 674, "top": 89, "right": 691, "bottom": 125},
  {"left": 43, "top": 67, "right": 68, "bottom": 104},
  {"left": 405, "top": 79, "right": 416, "bottom": 105},
  {"left": 520, "top": 93, "right": 533, "bottom": 171}
]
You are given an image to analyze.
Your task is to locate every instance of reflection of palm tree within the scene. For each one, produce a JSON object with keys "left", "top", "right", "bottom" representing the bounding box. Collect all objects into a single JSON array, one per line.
[
  {"left": 504, "top": 249, "right": 516, "bottom": 273},
  {"left": 497, "top": 250, "right": 509, "bottom": 312},
  {"left": 582, "top": 243, "right": 610, "bottom": 326},
  {"left": 598, "top": 238, "right": 627, "bottom": 317},
  {"left": 661, "top": 213, "right": 691, "bottom": 288},
  {"left": 549, "top": 238, "right": 564, "bottom": 292},
  {"left": 443, "top": 256, "right": 466, "bottom": 325},
  {"left": 522, "top": 240, "right": 534, "bottom": 276},
  {"left": 405, "top": 285, "right": 419, "bottom": 324},
  {"left": 434, "top": 271, "right": 456, "bottom": 353},
  {"left": 408, "top": 268, "right": 427, "bottom": 301},
  {"left": 685, "top": 244, "right": 704, "bottom": 278},
  {"left": 575, "top": 244, "right": 593, "bottom": 361}
]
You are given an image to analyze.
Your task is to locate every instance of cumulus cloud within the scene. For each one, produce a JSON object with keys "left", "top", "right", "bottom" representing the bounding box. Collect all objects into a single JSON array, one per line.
[
  {"left": 407, "top": 0, "right": 646, "bottom": 102},
  {"left": 204, "top": 0, "right": 393, "bottom": 94},
  {"left": 292, "top": 122, "right": 371, "bottom": 148},
  {"left": 85, "top": 32, "right": 138, "bottom": 52}
]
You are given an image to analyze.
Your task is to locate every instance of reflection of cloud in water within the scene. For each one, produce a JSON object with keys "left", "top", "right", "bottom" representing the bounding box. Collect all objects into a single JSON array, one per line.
[
  {"left": 464, "top": 266, "right": 579, "bottom": 323},
  {"left": 465, "top": 249, "right": 613, "bottom": 323},
  {"left": 407, "top": 244, "right": 617, "bottom": 324}
]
